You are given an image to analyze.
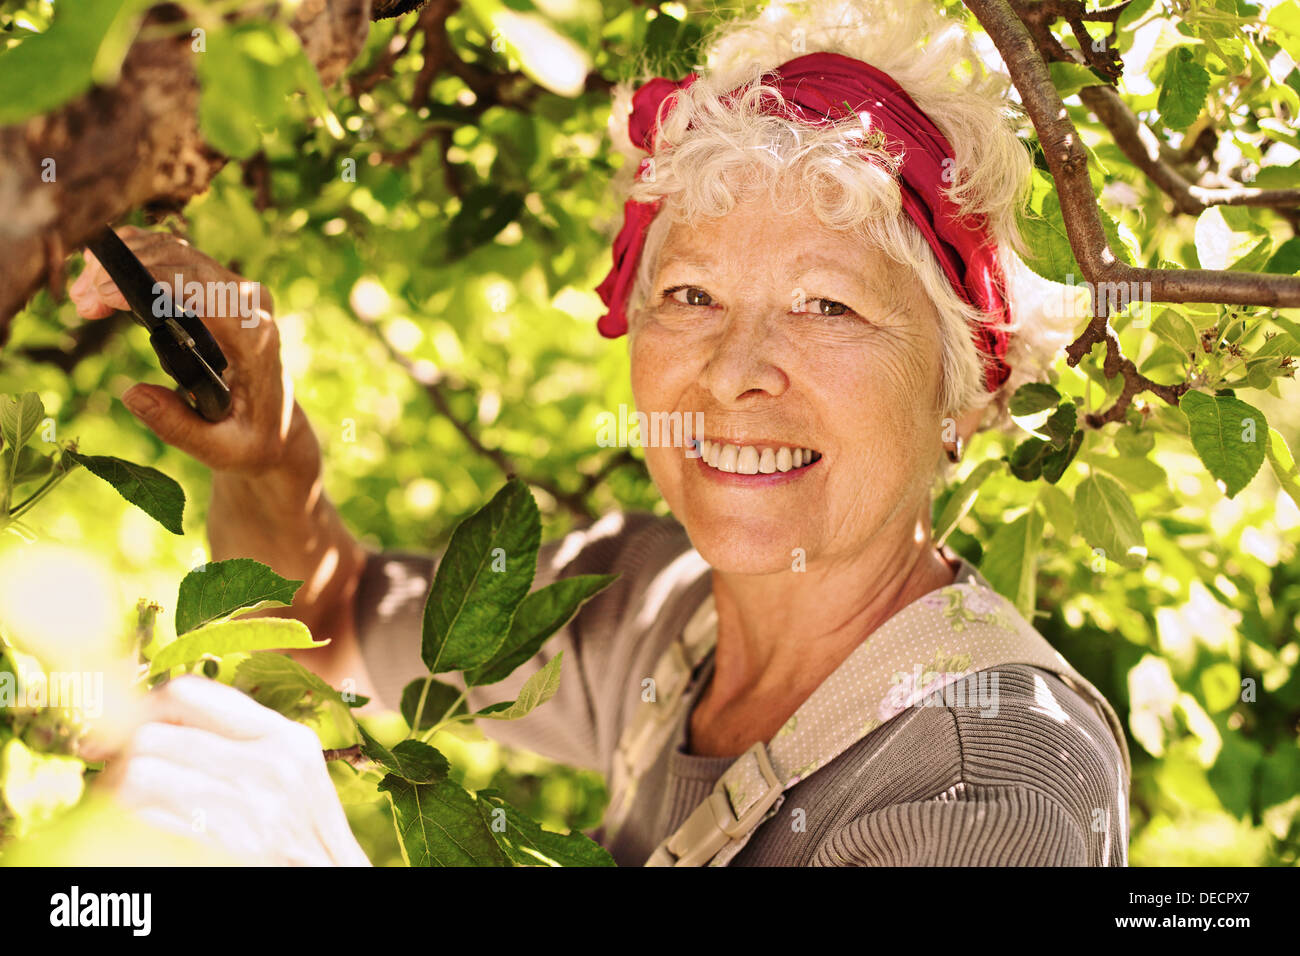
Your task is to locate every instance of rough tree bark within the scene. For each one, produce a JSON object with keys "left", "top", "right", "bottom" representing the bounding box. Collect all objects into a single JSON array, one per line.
[{"left": 0, "top": 0, "right": 374, "bottom": 344}]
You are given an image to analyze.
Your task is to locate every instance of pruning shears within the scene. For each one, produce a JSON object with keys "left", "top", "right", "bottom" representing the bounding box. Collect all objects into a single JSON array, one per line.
[{"left": 85, "top": 227, "right": 233, "bottom": 423}]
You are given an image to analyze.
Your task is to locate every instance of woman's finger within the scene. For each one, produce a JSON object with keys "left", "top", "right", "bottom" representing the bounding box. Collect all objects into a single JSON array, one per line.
[
  {"left": 69, "top": 250, "right": 116, "bottom": 318},
  {"left": 118, "top": 382, "right": 241, "bottom": 468}
]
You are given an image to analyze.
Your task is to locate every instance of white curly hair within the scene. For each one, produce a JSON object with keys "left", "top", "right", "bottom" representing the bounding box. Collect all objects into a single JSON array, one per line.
[{"left": 605, "top": 0, "right": 1082, "bottom": 425}]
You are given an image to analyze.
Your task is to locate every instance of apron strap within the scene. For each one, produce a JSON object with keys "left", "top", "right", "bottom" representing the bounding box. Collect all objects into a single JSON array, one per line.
[{"left": 614, "top": 577, "right": 1130, "bottom": 867}]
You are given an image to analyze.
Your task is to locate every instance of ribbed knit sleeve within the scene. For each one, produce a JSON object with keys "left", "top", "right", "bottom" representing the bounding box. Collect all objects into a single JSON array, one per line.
[{"left": 814, "top": 785, "right": 1089, "bottom": 866}]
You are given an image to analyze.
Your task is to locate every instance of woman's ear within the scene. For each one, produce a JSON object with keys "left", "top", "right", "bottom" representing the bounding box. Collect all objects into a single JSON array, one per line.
[
  {"left": 954, "top": 404, "right": 984, "bottom": 445},
  {"left": 941, "top": 404, "right": 985, "bottom": 461}
]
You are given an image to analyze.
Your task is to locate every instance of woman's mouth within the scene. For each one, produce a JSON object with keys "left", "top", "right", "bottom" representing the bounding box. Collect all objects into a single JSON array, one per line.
[{"left": 690, "top": 438, "right": 823, "bottom": 475}]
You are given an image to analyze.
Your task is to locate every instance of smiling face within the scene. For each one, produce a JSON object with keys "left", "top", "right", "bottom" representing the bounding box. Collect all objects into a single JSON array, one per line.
[{"left": 629, "top": 183, "right": 952, "bottom": 576}]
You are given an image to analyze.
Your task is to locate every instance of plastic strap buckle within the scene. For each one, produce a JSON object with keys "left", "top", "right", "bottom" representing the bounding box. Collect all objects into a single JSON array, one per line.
[{"left": 655, "top": 742, "right": 784, "bottom": 866}]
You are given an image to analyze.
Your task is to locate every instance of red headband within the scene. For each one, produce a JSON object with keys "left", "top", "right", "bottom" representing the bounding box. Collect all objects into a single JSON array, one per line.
[{"left": 595, "top": 51, "right": 1012, "bottom": 392}]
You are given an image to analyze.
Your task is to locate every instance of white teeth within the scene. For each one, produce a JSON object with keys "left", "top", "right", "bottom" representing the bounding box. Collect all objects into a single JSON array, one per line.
[{"left": 695, "top": 441, "right": 820, "bottom": 475}]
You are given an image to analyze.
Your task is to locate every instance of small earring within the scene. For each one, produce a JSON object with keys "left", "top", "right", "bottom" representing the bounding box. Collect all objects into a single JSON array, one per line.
[{"left": 945, "top": 436, "right": 964, "bottom": 464}]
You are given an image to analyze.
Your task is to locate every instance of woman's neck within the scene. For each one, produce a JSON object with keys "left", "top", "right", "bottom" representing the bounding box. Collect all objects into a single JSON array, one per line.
[{"left": 688, "top": 515, "right": 958, "bottom": 758}]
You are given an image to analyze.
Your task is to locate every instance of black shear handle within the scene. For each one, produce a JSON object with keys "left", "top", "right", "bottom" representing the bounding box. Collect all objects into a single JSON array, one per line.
[{"left": 85, "top": 228, "right": 233, "bottom": 423}]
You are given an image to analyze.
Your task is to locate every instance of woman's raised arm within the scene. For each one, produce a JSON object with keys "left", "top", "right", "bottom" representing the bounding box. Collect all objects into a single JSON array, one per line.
[{"left": 70, "top": 227, "right": 372, "bottom": 689}]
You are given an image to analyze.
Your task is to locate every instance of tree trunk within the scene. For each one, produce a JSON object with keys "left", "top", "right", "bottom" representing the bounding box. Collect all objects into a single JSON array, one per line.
[{"left": 0, "top": 0, "right": 374, "bottom": 343}]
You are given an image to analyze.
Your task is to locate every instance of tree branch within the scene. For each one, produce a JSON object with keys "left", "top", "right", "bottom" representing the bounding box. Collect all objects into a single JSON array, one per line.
[
  {"left": 965, "top": 0, "right": 1300, "bottom": 426},
  {"left": 322, "top": 744, "right": 370, "bottom": 767},
  {"left": 0, "top": 312, "right": 130, "bottom": 373},
  {"left": 0, "top": 0, "right": 373, "bottom": 344},
  {"left": 1011, "top": 0, "right": 1300, "bottom": 215},
  {"left": 971, "top": 0, "right": 1289, "bottom": 304},
  {"left": 1065, "top": 306, "right": 1189, "bottom": 426}
]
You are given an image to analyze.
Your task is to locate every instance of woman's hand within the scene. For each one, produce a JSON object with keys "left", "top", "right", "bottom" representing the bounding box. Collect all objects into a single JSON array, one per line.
[
  {"left": 68, "top": 225, "right": 311, "bottom": 477},
  {"left": 68, "top": 228, "right": 372, "bottom": 684},
  {"left": 87, "top": 676, "right": 371, "bottom": 867}
]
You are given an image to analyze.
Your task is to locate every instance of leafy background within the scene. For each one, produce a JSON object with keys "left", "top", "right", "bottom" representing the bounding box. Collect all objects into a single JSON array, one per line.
[{"left": 1, "top": 0, "right": 1299, "bottom": 865}]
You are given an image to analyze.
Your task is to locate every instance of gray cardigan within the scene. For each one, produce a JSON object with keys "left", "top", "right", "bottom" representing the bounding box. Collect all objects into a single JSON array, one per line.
[{"left": 355, "top": 510, "right": 1129, "bottom": 866}]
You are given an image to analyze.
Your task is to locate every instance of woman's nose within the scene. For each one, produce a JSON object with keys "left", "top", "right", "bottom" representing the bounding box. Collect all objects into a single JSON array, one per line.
[{"left": 696, "top": 310, "right": 789, "bottom": 405}]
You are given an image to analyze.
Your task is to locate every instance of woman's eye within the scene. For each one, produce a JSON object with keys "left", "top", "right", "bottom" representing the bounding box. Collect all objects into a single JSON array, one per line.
[
  {"left": 794, "top": 298, "right": 851, "bottom": 318},
  {"left": 663, "top": 286, "right": 713, "bottom": 307}
]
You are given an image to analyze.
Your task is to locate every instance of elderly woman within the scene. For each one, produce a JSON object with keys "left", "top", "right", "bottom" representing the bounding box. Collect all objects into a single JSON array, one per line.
[{"left": 71, "top": 0, "right": 1128, "bottom": 866}]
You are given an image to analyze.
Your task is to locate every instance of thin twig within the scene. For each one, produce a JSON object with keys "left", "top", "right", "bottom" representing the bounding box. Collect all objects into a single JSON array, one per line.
[
  {"left": 352, "top": 311, "right": 595, "bottom": 519},
  {"left": 322, "top": 744, "right": 371, "bottom": 768},
  {"left": 967, "top": 0, "right": 1300, "bottom": 426},
  {"left": 1012, "top": 0, "right": 1300, "bottom": 214}
]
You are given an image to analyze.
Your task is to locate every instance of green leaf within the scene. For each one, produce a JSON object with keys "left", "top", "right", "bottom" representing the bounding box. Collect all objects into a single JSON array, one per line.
[
  {"left": 1151, "top": 308, "right": 1199, "bottom": 356},
  {"left": 1009, "top": 437, "right": 1051, "bottom": 482},
  {"left": 1115, "top": 425, "right": 1156, "bottom": 457},
  {"left": 0, "top": 392, "right": 44, "bottom": 451},
  {"left": 488, "top": 9, "right": 592, "bottom": 98},
  {"left": 1269, "top": 0, "right": 1300, "bottom": 60},
  {"left": 63, "top": 451, "right": 185, "bottom": 535},
  {"left": 1195, "top": 207, "right": 1263, "bottom": 271},
  {"left": 359, "top": 730, "right": 450, "bottom": 784},
  {"left": 1266, "top": 427, "right": 1300, "bottom": 512},
  {"left": 233, "top": 653, "right": 356, "bottom": 739},
  {"left": 378, "top": 774, "right": 510, "bottom": 866},
  {"left": 1042, "top": 429, "right": 1084, "bottom": 484},
  {"left": 1016, "top": 188, "right": 1079, "bottom": 284},
  {"left": 1229, "top": 236, "right": 1274, "bottom": 273},
  {"left": 0, "top": 0, "right": 148, "bottom": 125},
  {"left": 465, "top": 573, "right": 616, "bottom": 686},
  {"left": 401, "top": 677, "right": 466, "bottom": 731},
  {"left": 933, "top": 458, "right": 1002, "bottom": 548},
  {"left": 1086, "top": 453, "right": 1168, "bottom": 493},
  {"left": 1, "top": 446, "right": 53, "bottom": 487},
  {"left": 1158, "top": 47, "right": 1209, "bottom": 129},
  {"left": 1009, "top": 382, "right": 1061, "bottom": 416},
  {"left": 476, "top": 789, "right": 615, "bottom": 867},
  {"left": 1037, "top": 483, "right": 1075, "bottom": 541},
  {"left": 1117, "top": 0, "right": 1156, "bottom": 31},
  {"left": 1180, "top": 390, "right": 1267, "bottom": 498},
  {"left": 476, "top": 652, "right": 563, "bottom": 721},
  {"left": 422, "top": 478, "right": 542, "bottom": 673},
  {"left": 1076, "top": 473, "right": 1147, "bottom": 568},
  {"left": 1265, "top": 236, "right": 1300, "bottom": 275},
  {"left": 1049, "top": 62, "right": 1107, "bottom": 98},
  {"left": 175, "top": 558, "right": 303, "bottom": 635},
  {"left": 1098, "top": 207, "right": 1136, "bottom": 266},
  {"left": 1038, "top": 401, "right": 1077, "bottom": 448},
  {"left": 196, "top": 22, "right": 310, "bottom": 159},
  {"left": 1251, "top": 331, "right": 1300, "bottom": 361},
  {"left": 979, "top": 510, "right": 1044, "bottom": 619},
  {"left": 1273, "top": 315, "right": 1300, "bottom": 345},
  {"left": 148, "top": 618, "right": 324, "bottom": 677}
]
